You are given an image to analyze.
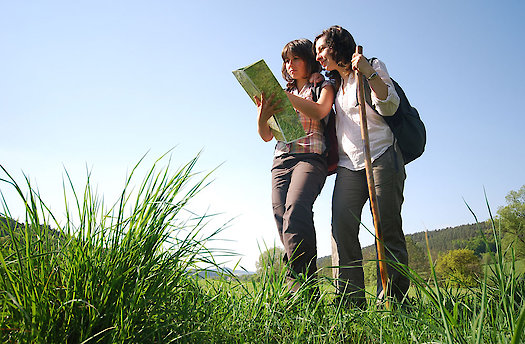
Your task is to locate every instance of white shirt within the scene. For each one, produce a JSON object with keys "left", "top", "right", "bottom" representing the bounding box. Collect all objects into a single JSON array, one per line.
[{"left": 335, "top": 58, "right": 400, "bottom": 171}]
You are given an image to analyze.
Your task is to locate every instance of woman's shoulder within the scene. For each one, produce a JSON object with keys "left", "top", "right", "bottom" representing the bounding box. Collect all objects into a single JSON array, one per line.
[
  {"left": 306, "top": 79, "right": 333, "bottom": 97},
  {"left": 309, "top": 79, "right": 334, "bottom": 91},
  {"left": 321, "top": 79, "right": 333, "bottom": 89}
]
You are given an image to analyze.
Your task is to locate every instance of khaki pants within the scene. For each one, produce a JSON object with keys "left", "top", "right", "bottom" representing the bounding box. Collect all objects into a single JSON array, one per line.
[
  {"left": 331, "top": 145, "right": 409, "bottom": 303},
  {"left": 272, "top": 153, "right": 327, "bottom": 279}
]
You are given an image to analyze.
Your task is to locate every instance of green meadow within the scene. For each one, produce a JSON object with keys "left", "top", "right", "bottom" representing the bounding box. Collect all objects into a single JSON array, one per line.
[{"left": 1, "top": 154, "right": 524, "bottom": 343}]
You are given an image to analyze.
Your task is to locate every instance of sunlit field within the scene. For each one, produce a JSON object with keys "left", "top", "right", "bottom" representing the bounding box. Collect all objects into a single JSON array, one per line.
[{"left": 1, "top": 155, "right": 524, "bottom": 343}]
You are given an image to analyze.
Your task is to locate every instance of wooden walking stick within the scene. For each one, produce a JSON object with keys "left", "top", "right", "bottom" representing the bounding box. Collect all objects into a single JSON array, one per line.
[{"left": 355, "top": 45, "right": 390, "bottom": 309}]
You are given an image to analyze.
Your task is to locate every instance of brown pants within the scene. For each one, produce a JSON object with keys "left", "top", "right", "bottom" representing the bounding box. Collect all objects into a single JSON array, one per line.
[
  {"left": 272, "top": 153, "right": 327, "bottom": 279},
  {"left": 331, "top": 145, "right": 409, "bottom": 303}
]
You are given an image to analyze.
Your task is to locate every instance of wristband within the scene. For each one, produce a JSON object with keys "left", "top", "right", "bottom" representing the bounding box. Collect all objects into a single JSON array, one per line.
[{"left": 367, "top": 72, "right": 378, "bottom": 81}]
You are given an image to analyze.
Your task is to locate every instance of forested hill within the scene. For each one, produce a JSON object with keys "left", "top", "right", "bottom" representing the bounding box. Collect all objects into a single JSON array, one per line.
[
  {"left": 0, "top": 216, "right": 65, "bottom": 241},
  {"left": 317, "top": 220, "right": 494, "bottom": 266},
  {"left": 408, "top": 221, "right": 492, "bottom": 256},
  {"left": 317, "top": 221, "right": 495, "bottom": 267},
  {"left": 360, "top": 220, "right": 493, "bottom": 261},
  {"left": 0, "top": 216, "right": 23, "bottom": 234}
]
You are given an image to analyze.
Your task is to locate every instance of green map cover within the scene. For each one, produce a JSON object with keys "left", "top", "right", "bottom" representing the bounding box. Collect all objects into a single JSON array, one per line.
[{"left": 233, "top": 59, "right": 306, "bottom": 143}]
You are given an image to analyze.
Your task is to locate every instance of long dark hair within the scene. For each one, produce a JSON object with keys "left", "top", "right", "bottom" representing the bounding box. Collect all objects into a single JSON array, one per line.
[
  {"left": 281, "top": 38, "right": 321, "bottom": 88},
  {"left": 314, "top": 25, "right": 356, "bottom": 89}
]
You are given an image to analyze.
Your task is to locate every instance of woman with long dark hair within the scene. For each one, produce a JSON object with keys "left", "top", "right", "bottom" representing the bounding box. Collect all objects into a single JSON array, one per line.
[{"left": 314, "top": 25, "right": 409, "bottom": 306}]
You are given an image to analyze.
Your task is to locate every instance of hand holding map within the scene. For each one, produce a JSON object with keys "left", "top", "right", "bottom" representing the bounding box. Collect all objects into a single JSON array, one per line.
[{"left": 233, "top": 59, "right": 306, "bottom": 143}]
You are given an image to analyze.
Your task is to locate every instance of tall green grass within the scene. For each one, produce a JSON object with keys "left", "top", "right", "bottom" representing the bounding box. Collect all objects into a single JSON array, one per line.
[
  {"left": 0, "top": 153, "right": 229, "bottom": 342},
  {"left": 1, "top": 154, "right": 524, "bottom": 343}
]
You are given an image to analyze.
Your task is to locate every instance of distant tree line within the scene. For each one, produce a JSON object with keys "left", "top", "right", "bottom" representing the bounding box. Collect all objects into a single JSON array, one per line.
[{"left": 306, "top": 185, "right": 524, "bottom": 286}]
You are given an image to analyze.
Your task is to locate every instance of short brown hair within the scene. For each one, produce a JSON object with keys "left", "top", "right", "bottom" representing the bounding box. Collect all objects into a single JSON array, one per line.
[{"left": 281, "top": 38, "right": 321, "bottom": 88}]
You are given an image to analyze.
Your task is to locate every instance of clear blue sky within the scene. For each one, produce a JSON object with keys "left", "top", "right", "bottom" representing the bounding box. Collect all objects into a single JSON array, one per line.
[{"left": 1, "top": 0, "right": 524, "bottom": 271}]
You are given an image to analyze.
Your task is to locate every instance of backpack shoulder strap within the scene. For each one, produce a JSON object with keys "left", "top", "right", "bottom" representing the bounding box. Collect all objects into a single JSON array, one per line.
[
  {"left": 361, "top": 81, "right": 375, "bottom": 114},
  {"left": 359, "top": 57, "right": 375, "bottom": 108},
  {"left": 310, "top": 82, "right": 324, "bottom": 102},
  {"left": 310, "top": 82, "right": 333, "bottom": 125},
  {"left": 362, "top": 57, "right": 393, "bottom": 114}
]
